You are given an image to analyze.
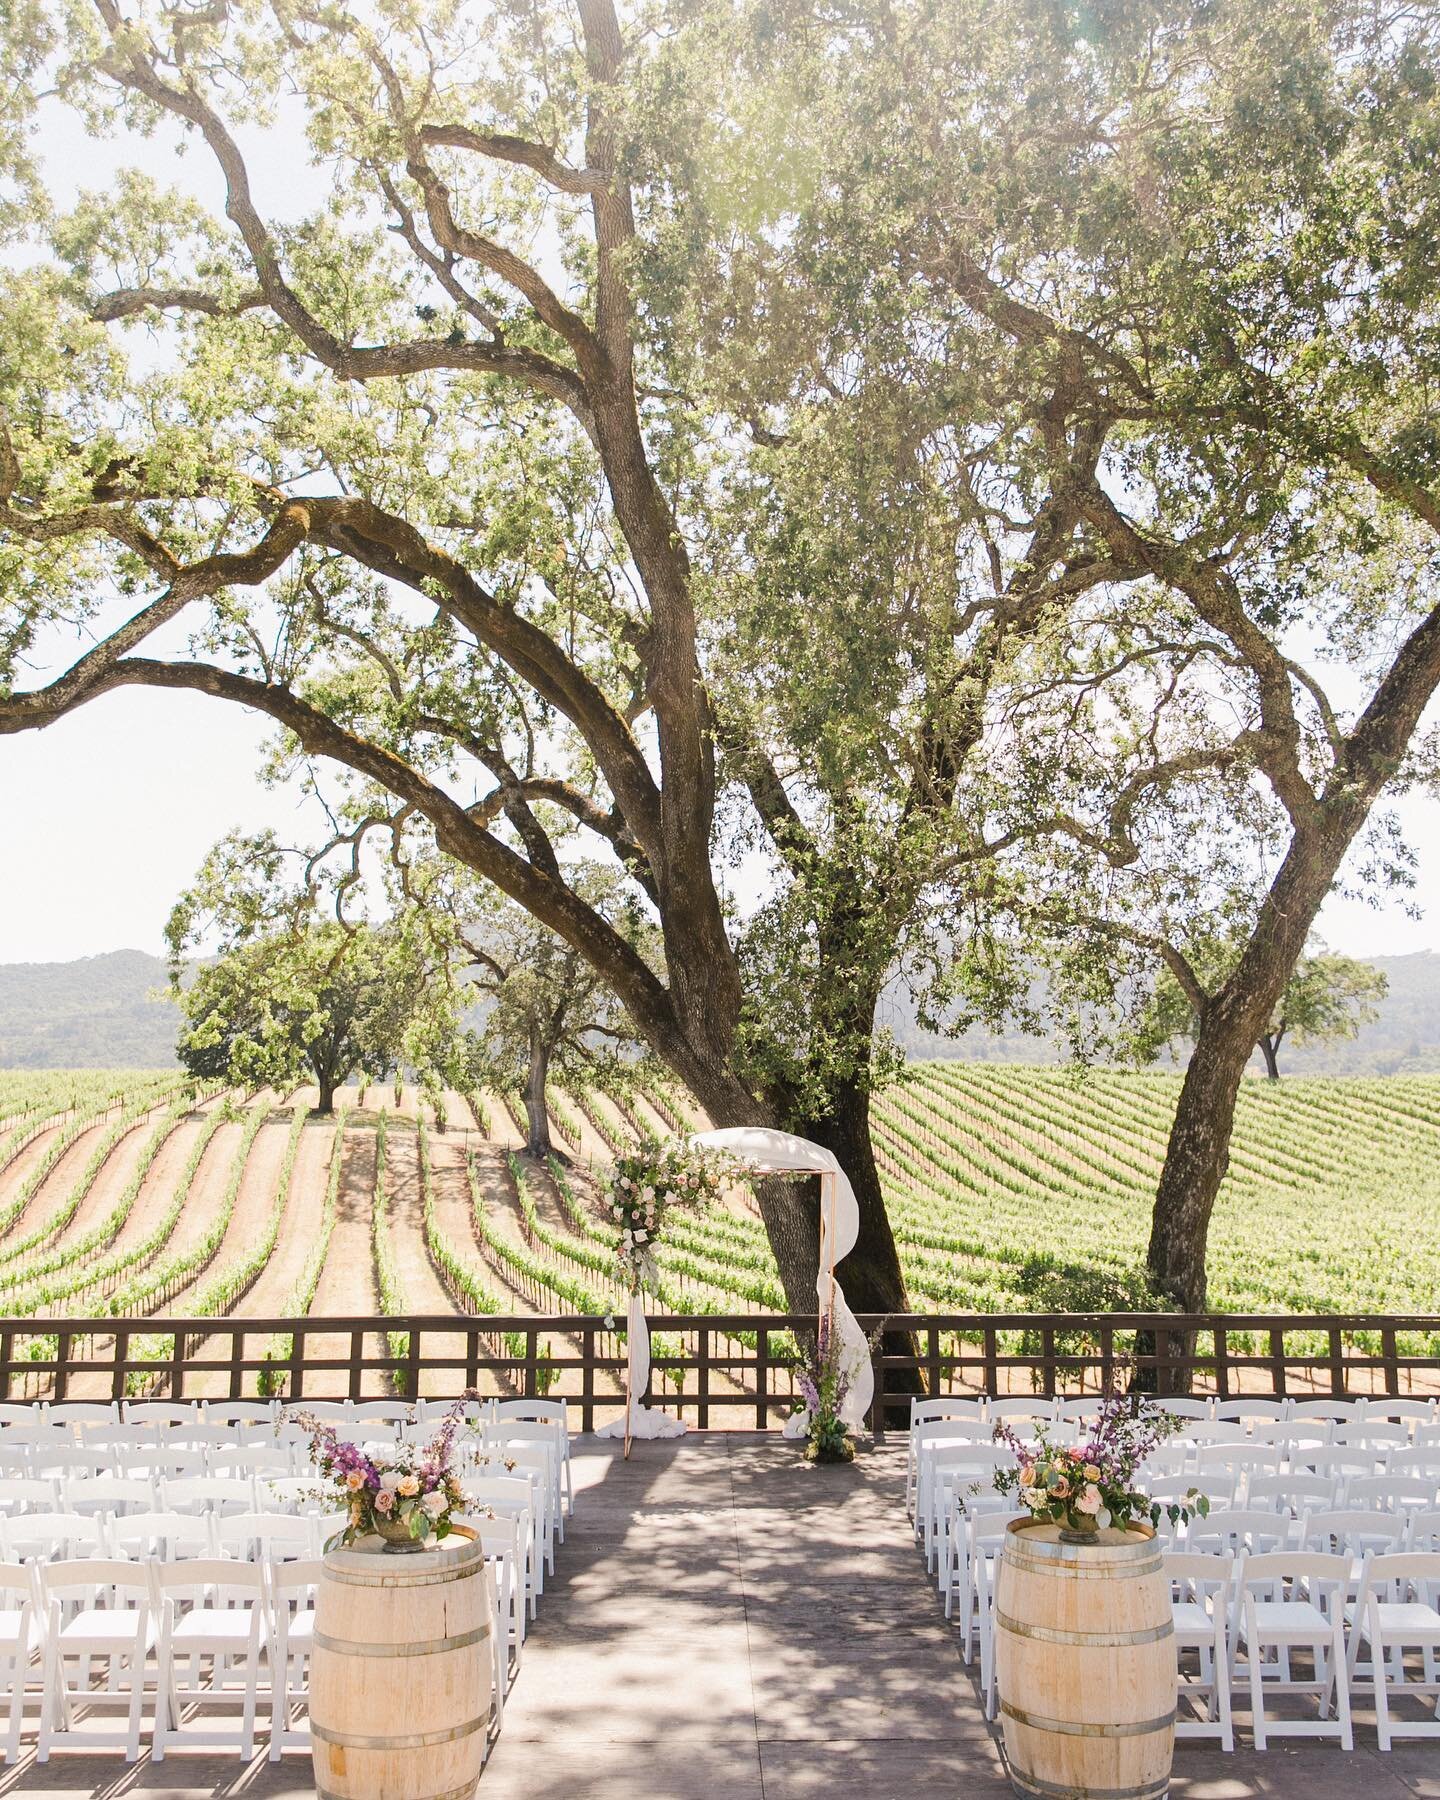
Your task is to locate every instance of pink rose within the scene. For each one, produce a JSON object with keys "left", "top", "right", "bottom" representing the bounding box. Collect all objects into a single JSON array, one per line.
[
  {"left": 1076, "top": 1484, "right": 1102, "bottom": 1516},
  {"left": 374, "top": 1489, "right": 396, "bottom": 1514}
]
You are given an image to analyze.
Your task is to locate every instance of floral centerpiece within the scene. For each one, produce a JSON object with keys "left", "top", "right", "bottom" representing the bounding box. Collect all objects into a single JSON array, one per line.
[
  {"left": 609, "top": 1140, "right": 740, "bottom": 1293},
  {"left": 294, "top": 1395, "right": 474, "bottom": 1553},
  {"left": 992, "top": 1388, "right": 1209, "bottom": 1542},
  {"left": 792, "top": 1307, "right": 885, "bottom": 1464}
]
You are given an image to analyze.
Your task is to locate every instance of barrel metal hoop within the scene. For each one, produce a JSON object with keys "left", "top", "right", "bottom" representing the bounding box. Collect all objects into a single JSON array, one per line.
[
  {"left": 1003, "top": 1550, "right": 1164, "bottom": 1581},
  {"left": 318, "top": 1784, "right": 479, "bottom": 1800},
  {"left": 321, "top": 1560, "right": 479, "bottom": 1590},
  {"left": 1008, "top": 1765, "right": 1169, "bottom": 1800},
  {"left": 311, "top": 1715, "right": 485, "bottom": 1751},
  {"left": 996, "top": 1609, "right": 1174, "bottom": 1648},
  {"left": 313, "top": 1623, "right": 491, "bottom": 1658},
  {"left": 1000, "top": 1700, "right": 1176, "bottom": 1740}
]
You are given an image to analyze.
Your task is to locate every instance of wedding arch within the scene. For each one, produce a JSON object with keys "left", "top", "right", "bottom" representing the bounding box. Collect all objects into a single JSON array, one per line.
[{"left": 596, "top": 1127, "right": 875, "bottom": 1447}]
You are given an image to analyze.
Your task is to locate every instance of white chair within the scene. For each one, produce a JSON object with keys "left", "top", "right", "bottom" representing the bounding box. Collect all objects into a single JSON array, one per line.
[
  {"left": 0, "top": 1563, "right": 42, "bottom": 1764},
  {"left": 920, "top": 1446, "right": 1012, "bottom": 1570},
  {"left": 1387, "top": 1449, "right": 1440, "bottom": 1487},
  {"left": 1363, "top": 1399, "right": 1435, "bottom": 1428},
  {"left": 257, "top": 1476, "right": 326, "bottom": 1516},
  {"left": 493, "top": 1400, "right": 574, "bottom": 1515},
  {"left": 1138, "top": 1446, "right": 1191, "bottom": 1480},
  {"left": 987, "top": 1399, "right": 1055, "bottom": 1427},
  {"left": 46, "top": 1401, "right": 120, "bottom": 1432},
  {"left": 942, "top": 1490, "right": 1012, "bottom": 1631},
  {"left": 282, "top": 1401, "right": 351, "bottom": 1425},
  {"left": 267, "top": 1557, "right": 321, "bottom": 1760},
  {"left": 123, "top": 1401, "right": 197, "bottom": 1429},
  {"left": 349, "top": 1400, "right": 416, "bottom": 1428},
  {"left": 0, "top": 1476, "right": 58, "bottom": 1516},
  {"left": 207, "top": 1444, "right": 294, "bottom": 1483},
  {"left": 911, "top": 1423, "right": 996, "bottom": 1533},
  {"left": 1346, "top": 1475, "right": 1438, "bottom": 1514},
  {"left": 1194, "top": 1444, "right": 1281, "bottom": 1503},
  {"left": 107, "top": 1512, "right": 214, "bottom": 1561},
  {"left": 970, "top": 1513, "right": 1026, "bottom": 1719},
  {"left": 63, "top": 1475, "right": 156, "bottom": 1521},
  {"left": 1406, "top": 1510, "right": 1440, "bottom": 1553},
  {"left": 1247, "top": 1475, "right": 1337, "bottom": 1540},
  {"left": 484, "top": 1424, "right": 563, "bottom": 1547},
  {"left": 1147, "top": 1473, "right": 1233, "bottom": 1533},
  {"left": 1165, "top": 1550, "right": 1235, "bottom": 1751},
  {"left": 36, "top": 1559, "right": 157, "bottom": 1761},
  {"left": 1237, "top": 1551, "right": 1354, "bottom": 1749},
  {"left": 1335, "top": 1421, "right": 1410, "bottom": 1451},
  {"left": 1349, "top": 1551, "right": 1440, "bottom": 1747},
  {"left": 124, "top": 1446, "right": 211, "bottom": 1485},
  {"left": 30, "top": 1446, "right": 108, "bottom": 1484},
  {"left": 1186, "top": 1421, "right": 1251, "bottom": 1446},
  {"left": 0, "top": 1442, "right": 33, "bottom": 1480},
  {"left": 1188, "top": 1510, "right": 1289, "bottom": 1559},
  {"left": 152, "top": 1558, "right": 267, "bottom": 1759},
  {"left": 1288, "top": 1450, "right": 1378, "bottom": 1492},
  {"left": 161, "top": 1476, "right": 256, "bottom": 1517},
  {"left": 204, "top": 1399, "right": 277, "bottom": 1428},
  {"left": 1214, "top": 1399, "right": 1288, "bottom": 1423},
  {"left": 1, "top": 1511, "right": 109, "bottom": 1564},
  {"left": 477, "top": 1438, "right": 558, "bottom": 1577},
  {"left": 1290, "top": 1399, "right": 1362, "bottom": 1425},
  {"left": 1154, "top": 1397, "right": 1214, "bottom": 1421},
  {"left": 467, "top": 1480, "right": 537, "bottom": 1630},
  {"left": 213, "top": 1513, "right": 316, "bottom": 1563},
  {"left": 0, "top": 1403, "right": 40, "bottom": 1427},
  {"left": 463, "top": 1509, "right": 526, "bottom": 1688}
]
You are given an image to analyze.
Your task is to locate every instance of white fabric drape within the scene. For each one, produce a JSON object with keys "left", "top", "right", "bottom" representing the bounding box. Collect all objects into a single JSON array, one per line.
[
  {"left": 689, "top": 1127, "right": 875, "bottom": 1432},
  {"left": 594, "top": 1291, "right": 686, "bottom": 1440}
]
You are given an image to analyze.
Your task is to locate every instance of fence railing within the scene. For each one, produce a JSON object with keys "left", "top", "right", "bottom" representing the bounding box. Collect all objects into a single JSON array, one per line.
[{"left": 4, "top": 1313, "right": 1438, "bottom": 1439}]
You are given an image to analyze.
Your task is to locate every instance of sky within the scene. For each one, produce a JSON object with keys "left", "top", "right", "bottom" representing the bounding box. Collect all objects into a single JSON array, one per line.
[{"left": 2, "top": 45, "right": 1439, "bottom": 968}]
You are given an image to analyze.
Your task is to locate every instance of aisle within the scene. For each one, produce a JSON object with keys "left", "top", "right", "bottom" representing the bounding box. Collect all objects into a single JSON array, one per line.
[{"left": 480, "top": 1436, "right": 1007, "bottom": 1800}]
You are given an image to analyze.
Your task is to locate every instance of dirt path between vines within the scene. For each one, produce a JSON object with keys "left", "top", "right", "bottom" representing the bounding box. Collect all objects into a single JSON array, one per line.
[
  {"left": 42, "top": 1110, "right": 168, "bottom": 1258},
  {"left": 300, "top": 1125, "right": 382, "bottom": 1399},
  {"left": 162, "top": 1108, "right": 294, "bottom": 1317},
  {"left": 0, "top": 1116, "right": 117, "bottom": 1248},
  {"left": 0, "top": 1123, "right": 65, "bottom": 1216},
  {"left": 234, "top": 1116, "right": 337, "bottom": 1318}
]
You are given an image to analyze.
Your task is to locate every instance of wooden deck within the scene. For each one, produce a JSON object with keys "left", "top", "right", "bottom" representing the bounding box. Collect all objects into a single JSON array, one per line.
[{"left": 7, "top": 1435, "right": 1439, "bottom": 1797}]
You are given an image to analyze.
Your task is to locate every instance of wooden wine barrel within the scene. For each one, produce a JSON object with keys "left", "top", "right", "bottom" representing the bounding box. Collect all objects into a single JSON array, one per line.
[
  {"left": 994, "top": 1519, "right": 1174, "bottom": 1800},
  {"left": 311, "top": 1529, "right": 490, "bottom": 1800}
]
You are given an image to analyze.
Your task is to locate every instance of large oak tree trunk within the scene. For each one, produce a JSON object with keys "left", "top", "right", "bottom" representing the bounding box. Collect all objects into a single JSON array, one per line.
[
  {"left": 524, "top": 1029, "right": 553, "bottom": 1158},
  {"left": 1259, "top": 1035, "right": 1281, "bottom": 1080}
]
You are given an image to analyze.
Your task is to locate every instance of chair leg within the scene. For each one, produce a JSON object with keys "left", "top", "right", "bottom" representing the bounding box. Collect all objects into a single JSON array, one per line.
[
  {"left": 124, "top": 1651, "right": 146, "bottom": 1764},
  {"left": 1248, "top": 1632, "right": 1267, "bottom": 1751},
  {"left": 268, "top": 1633, "right": 286, "bottom": 1763},
  {"left": 36, "top": 1639, "right": 60, "bottom": 1763},
  {"left": 1215, "top": 1627, "right": 1234, "bottom": 1753},
  {"left": 1333, "top": 1623, "right": 1354, "bottom": 1752},
  {"left": 1374, "top": 1634, "right": 1393, "bottom": 1753}
]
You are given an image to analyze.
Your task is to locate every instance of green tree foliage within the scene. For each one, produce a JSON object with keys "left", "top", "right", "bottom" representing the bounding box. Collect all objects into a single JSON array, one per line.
[
  {"left": 459, "top": 873, "right": 650, "bottom": 1159},
  {"left": 171, "top": 924, "right": 456, "bottom": 1114},
  {"left": 1133, "top": 942, "right": 1389, "bottom": 1081}
]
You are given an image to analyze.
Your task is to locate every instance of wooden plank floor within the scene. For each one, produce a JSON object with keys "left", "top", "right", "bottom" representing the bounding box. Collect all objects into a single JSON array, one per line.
[{"left": 6, "top": 1435, "right": 1440, "bottom": 1796}]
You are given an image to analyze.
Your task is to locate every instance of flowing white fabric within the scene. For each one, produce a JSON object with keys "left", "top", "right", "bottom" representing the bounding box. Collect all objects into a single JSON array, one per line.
[
  {"left": 594, "top": 1290, "right": 686, "bottom": 1440},
  {"left": 689, "top": 1127, "right": 875, "bottom": 1432}
]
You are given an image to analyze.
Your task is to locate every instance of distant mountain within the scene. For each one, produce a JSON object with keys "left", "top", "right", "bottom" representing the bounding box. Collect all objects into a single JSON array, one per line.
[
  {"left": 0, "top": 944, "right": 1437, "bottom": 1076},
  {"left": 0, "top": 950, "right": 181, "bottom": 1068},
  {"left": 882, "top": 950, "right": 1440, "bottom": 1076}
]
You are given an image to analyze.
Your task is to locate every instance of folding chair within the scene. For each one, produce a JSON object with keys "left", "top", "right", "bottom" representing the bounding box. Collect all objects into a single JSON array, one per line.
[
  {"left": 1214, "top": 1399, "right": 1288, "bottom": 1424},
  {"left": 1348, "top": 1550, "right": 1440, "bottom": 1748},
  {"left": 466, "top": 1480, "right": 537, "bottom": 1629},
  {"left": 62, "top": 1475, "right": 156, "bottom": 1521},
  {"left": 36, "top": 1559, "right": 157, "bottom": 1761},
  {"left": 493, "top": 1400, "right": 574, "bottom": 1515},
  {"left": 910, "top": 1422, "right": 995, "bottom": 1531},
  {"left": 212, "top": 1512, "right": 315, "bottom": 1563},
  {"left": 267, "top": 1558, "right": 321, "bottom": 1760},
  {"left": 0, "top": 1563, "right": 42, "bottom": 1764},
  {"left": 1236, "top": 1552, "right": 1354, "bottom": 1750},
  {"left": 203, "top": 1399, "right": 277, "bottom": 1429},
  {"left": 0, "top": 1477, "right": 58, "bottom": 1517},
  {"left": 483, "top": 1424, "right": 563, "bottom": 1547},
  {"left": 1165, "top": 1550, "right": 1235, "bottom": 1750},
  {"left": 122, "top": 1401, "right": 197, "bottom": 1430},
  {"left": 161, "top": 1476, "right": 256, "bottom": 1518},
  {"left": 2, "top": 1511, "right": 109, "bottom": 1565},
  {"left": 107, "top": 1512, "right": 214, "bottom": 1561},
  {"left": 46, "top": 1402, "right": 120, "bottom": 1433},
  {"left": 152, "top": 1559, "right": 267, "bottom": 1759}
]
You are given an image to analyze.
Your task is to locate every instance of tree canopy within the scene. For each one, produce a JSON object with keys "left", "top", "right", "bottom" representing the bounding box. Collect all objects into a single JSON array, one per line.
[{"left": 2, "top": 0, "right": 1439, "bottom": 1319}]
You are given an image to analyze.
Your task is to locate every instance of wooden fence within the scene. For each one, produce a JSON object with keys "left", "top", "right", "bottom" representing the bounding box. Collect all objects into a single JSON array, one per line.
[{"left": 4, "top": 1312, "right": 1438, "bottom": 1439}]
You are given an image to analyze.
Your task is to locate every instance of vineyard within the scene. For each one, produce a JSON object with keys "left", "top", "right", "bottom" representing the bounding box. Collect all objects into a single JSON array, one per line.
[{"left": 2, "top": 1064, "right": 1439, "bottom": 1401}]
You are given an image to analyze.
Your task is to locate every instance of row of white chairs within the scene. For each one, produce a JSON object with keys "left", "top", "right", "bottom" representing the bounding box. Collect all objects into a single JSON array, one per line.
[
  {"left": 909, "top": 1394, "right": 1440, "bottom": 1426},
  {"left": 0, "top": 1536, "right": 521, "bottom": 1765}
]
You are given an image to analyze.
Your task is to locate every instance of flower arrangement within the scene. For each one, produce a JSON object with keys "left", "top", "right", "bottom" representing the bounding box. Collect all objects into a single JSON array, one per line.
[
  {"left": 793, "top": 1308, "right": 885, "bottom": 1464},
  {"left": 294, "top": 1395, "right": 475, "bottom": 1552},
  {"left": 992, "top": 1388, "right": 1209, "bottom": 1541},
  {"left": 609, "top": 1140, "right": 740, "bottom": 1293}
]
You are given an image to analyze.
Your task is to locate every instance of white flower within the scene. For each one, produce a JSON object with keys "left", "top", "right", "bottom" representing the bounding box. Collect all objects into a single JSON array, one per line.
[
  {"left": 380, "top": 1470, "right": 402, "bottom": 1491},
  {"left": 1076, "top": 1484, "right": 1102, "bottom": 1516},
  {"left": 634, "top": 1228, "right": 648, "bottom": 1243},
  {"left": 421, "top": 1490, "right": 448, "bottom": 1519},
  {"left": 1020, "top": 1486, "right": 1046, "bottom": 1510}
]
